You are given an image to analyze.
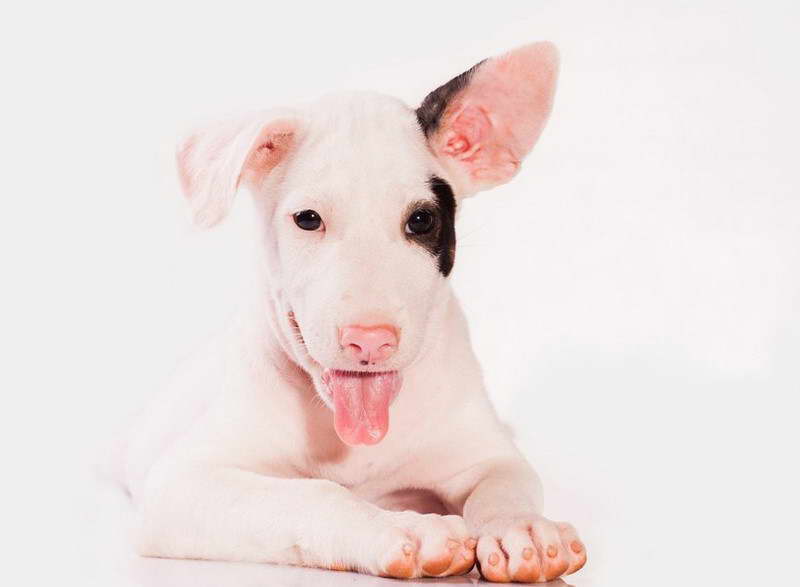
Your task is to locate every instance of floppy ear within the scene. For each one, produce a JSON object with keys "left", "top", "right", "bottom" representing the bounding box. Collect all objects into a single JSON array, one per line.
[
  {"left": 417, "top": 42, "right": 559, "bottom": 197},
  {"left": 176, "top": 110, "right": 299, "bottom": 227}
]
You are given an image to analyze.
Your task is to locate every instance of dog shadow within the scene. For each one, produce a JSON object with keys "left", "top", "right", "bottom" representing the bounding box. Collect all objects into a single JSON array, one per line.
[{"left": 128, "top": 555, "right": 573, "bottom": 586}]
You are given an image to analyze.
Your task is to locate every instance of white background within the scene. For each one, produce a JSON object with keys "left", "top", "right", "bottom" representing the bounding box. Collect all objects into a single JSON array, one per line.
[{"left": 3, "top": 1, "right": 798, "bottom": 586}]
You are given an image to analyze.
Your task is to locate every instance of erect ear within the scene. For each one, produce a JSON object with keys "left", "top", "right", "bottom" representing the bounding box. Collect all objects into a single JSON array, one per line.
[
  {"left": 416, "top": 42, "right": 559, "bottom": 197},
  {"left": 176, "top": 109, "right": 300, "bottom": 228}
]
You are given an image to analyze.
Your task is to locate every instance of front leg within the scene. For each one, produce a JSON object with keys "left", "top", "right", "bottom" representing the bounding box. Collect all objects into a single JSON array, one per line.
[
  {"left": 442, "top": 458, "right": 587, "bottom": 583},
  {"left": 136, "top": 464, "right": 474, "bottom": 578}
]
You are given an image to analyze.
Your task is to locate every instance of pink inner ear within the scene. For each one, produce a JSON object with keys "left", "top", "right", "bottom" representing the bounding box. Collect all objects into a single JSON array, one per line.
[
  {"left": 442, "top": 105, "right": 489, "bottom": 157},
  {"left": 241, "top": 125, "right": 295, "bottom": 189},
  {"left": 432, "top": 42, "right": 559, "bottom": 194}
]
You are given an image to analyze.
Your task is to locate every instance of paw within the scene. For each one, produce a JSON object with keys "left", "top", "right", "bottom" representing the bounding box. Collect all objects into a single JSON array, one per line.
[
  {"left": 372, "top": 512, "right": 476, "bottom": 579},
  {"left": 475, "top": 515, "right": 586, "bottom": 583}
]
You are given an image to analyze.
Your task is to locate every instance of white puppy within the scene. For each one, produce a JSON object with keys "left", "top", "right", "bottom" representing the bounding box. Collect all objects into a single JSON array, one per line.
[{"left": 124, "top": 42, "right": 586, "bottom": 583}]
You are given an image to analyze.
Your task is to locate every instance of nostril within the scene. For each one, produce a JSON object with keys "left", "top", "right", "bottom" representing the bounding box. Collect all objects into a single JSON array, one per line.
[{"left": 340, "top": 324, "right": 399, "bottom": 364}]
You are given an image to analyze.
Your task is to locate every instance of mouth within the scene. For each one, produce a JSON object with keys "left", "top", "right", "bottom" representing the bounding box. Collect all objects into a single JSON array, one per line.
[{"left": 287, "top": 311, "right": 403, "bottom": 446}]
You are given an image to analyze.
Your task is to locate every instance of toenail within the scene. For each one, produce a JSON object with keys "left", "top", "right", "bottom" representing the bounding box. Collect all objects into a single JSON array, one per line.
[
  {"left": 547, "top": 545, "right": 558, "bottom": 558},
  {"left": 571, "top": 540, "right": 583, "bottom": 553},
  {"left": 402, "top": 543, "right": 414, "bottom": 555},
  {"left": 488, "top": 553, "right": 499, "bottom": 566},
  {"left": 465, "top": 538, "right": 477, "bottom": 549},
  {"left": 522, "top": 547, "right": 534, "bottom": 560}
]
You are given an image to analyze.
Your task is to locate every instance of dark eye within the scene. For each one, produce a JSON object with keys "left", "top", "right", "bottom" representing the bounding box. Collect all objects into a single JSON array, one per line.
[
  {"left": 293, "top": 209, "right": 323, "bottom": 231},
  {"left": 405, "top": 209, "right": 435, "bottom": 235}
]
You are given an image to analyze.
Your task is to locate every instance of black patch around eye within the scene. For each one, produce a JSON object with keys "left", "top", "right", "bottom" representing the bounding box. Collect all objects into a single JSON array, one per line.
[
  {"left": 404, "top": 176, "right": 456, "bottom": 276},
  {"left": 416, "top": 59, "right": 486, "bottom": 138}
]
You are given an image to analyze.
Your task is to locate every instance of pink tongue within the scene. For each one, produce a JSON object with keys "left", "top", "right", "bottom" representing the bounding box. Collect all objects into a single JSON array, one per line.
[{"left": 324, "top": 371, "right": 401, "bottom": 445}]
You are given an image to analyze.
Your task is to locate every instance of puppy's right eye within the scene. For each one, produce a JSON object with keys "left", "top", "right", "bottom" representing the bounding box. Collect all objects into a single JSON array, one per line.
[
  {"left": 293, "top": 210, "right": 323, "bottom": 231},
  {"left": 405, "top": 209, "right": 435, "bottom": 235}
]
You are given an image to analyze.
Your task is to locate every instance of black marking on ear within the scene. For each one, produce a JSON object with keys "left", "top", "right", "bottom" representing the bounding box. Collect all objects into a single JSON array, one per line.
[
  {"left": 405, "top": 176, "right": 457, "bottom": 276},
  {"left": 416, "top": 60, "right": 485, "bottom": 138}
]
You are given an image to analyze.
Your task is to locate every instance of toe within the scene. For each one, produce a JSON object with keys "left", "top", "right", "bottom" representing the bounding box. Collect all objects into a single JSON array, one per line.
[
  {"left": 476, "top": 535, "right": 511, "bottom": 582},
  {"left": 530, "top": 518, "right": 570, "bottom": 581},
  {"left": 415, "top": 516, "right": 456, "bottom": 576},
  {"left": 556, "top": 521, "right": 587, "bottom": 575},
  {"left": 408, "top": 513, "right": 461, "bottom": 577},
  {"left": 500, "top": 526, "right": 541, "bottom": 582},
  {"left": 420, "top": 540, "right": 456, "bottom": 576},
  {"left": 439, "top": 514, "right": 475, "bottom": 576},
  {"left": 447, "top": 537, "right": 477, "bottom": 575},
  {"left": 377, "top": 527, "right": 419, "bottom": 579}
]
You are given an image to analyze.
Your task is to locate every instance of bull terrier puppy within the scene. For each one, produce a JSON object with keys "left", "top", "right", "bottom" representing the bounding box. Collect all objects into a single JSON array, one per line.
[{"left": 125, "top": 42, "right": 586, "bottom": 582}]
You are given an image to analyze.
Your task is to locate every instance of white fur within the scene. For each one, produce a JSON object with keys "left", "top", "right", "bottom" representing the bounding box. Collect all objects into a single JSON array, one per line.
[{"left": 124, "top": 46, "right": 585, "bottom": 582}]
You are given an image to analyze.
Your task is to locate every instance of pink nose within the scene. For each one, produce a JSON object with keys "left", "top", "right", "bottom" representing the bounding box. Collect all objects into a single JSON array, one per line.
[{"left": 340, "top": 325, "right": 399, "bottom": 365}]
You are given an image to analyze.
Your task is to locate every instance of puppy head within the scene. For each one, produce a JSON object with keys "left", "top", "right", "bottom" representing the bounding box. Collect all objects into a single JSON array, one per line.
[{"left": 176, "top": 42, "right": 559, "bottom": 445}]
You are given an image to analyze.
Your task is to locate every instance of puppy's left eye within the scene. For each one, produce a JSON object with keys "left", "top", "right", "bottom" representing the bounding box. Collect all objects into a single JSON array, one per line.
[
  {"left": 405, "top": 209, "right": 435, "bottom": 235},
  {"left": 294, "top": 209, "right": 323, "bottom": 231}
]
